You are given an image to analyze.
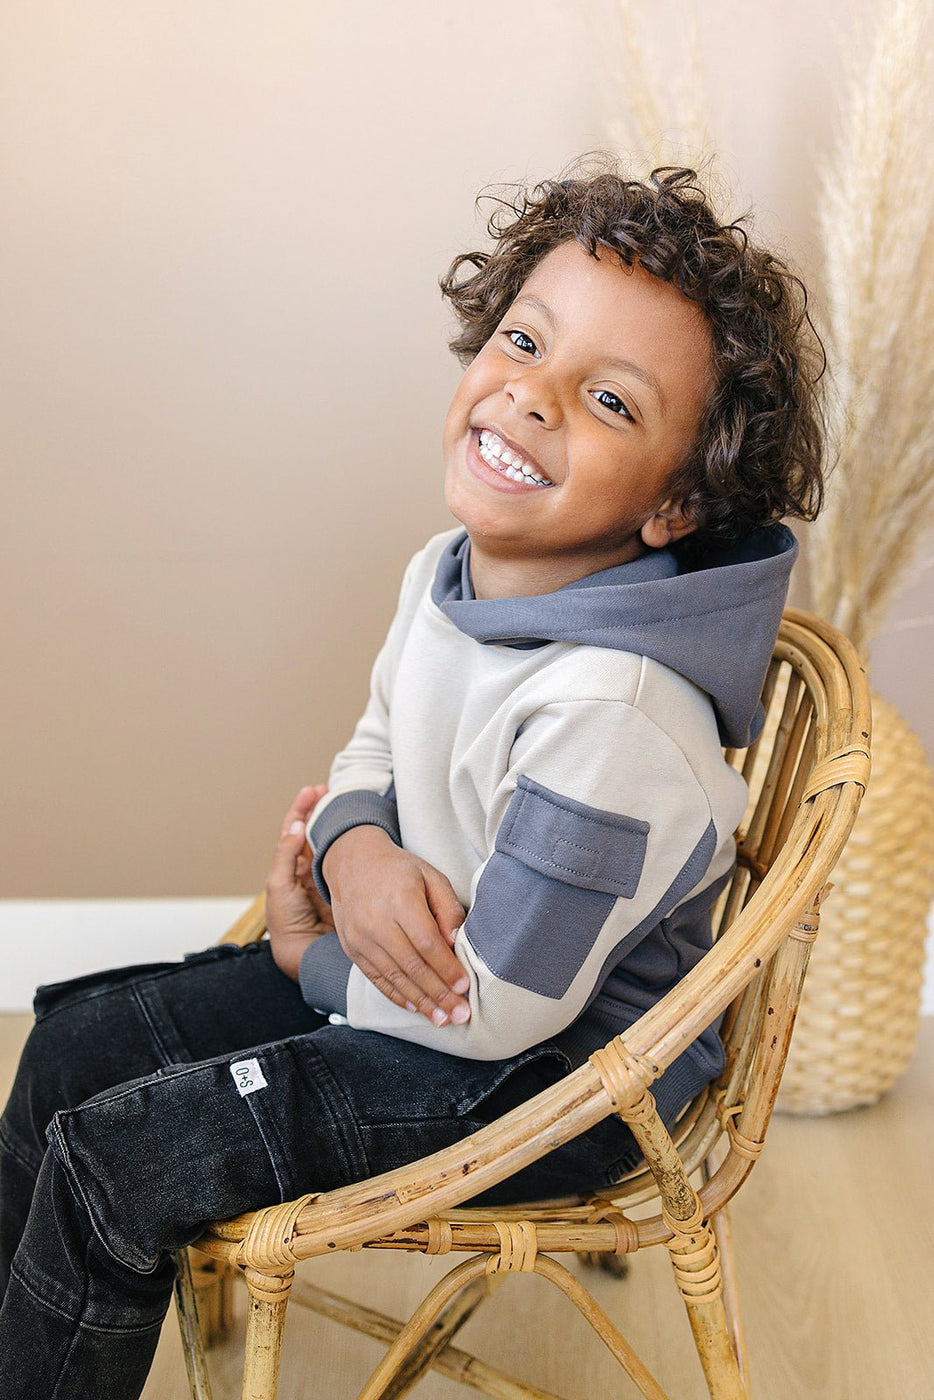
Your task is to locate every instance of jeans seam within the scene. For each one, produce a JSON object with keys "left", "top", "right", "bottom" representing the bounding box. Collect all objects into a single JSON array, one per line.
[
  {"left": 131, "top": 983, "right": 179, "bottom": 1067},
  {"left": 47, "top": 1117, "right": 156, "bottom": 1275},
  {"left": 244, "top": 1095, "right": 291, "bottom": 1199},
  {"left": 359, "top": 1113, "right": 485, "bottom": 1129},
  {"left": 11, "top": 1260, "right": 166, "bottom": 1342},
  {"left": 33, "top": 985, "right": 126, "bottom": 1026},
  {"left": 9, "top": 1259, "right": 83, "bottom": 1326},
  {"left": 0, "top": 1116, "right": 44, "bottom": 1174},
  {"left": 31, "top": 945, "right": 253, "bottom": 1026},
  {"left": 302, "top": 1044, "right": 371, "bottom": 1184}
]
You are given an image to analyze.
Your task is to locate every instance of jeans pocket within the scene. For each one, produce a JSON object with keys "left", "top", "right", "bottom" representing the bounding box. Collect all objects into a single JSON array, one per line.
[
  {"left": 32, "top": 962, "right": 179, "bottom": 1021},
  {"left": 454, "top": 1044, "right": 573, "bottom": 1121},
  {"left": 32, "top": 943, "right": 260, "bottom": 1021}
]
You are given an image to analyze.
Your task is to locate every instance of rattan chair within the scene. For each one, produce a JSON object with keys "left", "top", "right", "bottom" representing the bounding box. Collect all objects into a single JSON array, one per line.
[{"left": 172, "top": 607, "right": 870, "bottom": 1400}]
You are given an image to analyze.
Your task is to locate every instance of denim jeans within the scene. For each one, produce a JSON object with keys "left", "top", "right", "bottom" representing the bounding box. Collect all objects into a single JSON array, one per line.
[{"left": 0, "top": 941, "right": 645, "bottom": 1399}]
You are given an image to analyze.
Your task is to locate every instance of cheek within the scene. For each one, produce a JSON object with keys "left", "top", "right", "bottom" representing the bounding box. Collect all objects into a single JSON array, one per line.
[
  {"left": 444, "top": 367, "right": 478, "bottom": 441},
  {"left": 442, "top": 394, "right": 466, "bottom": 462}
]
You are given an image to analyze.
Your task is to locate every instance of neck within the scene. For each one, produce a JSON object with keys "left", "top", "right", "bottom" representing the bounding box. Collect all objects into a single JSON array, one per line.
[{"left": 467, "top": 540, "right": 648, "bottom": 600}]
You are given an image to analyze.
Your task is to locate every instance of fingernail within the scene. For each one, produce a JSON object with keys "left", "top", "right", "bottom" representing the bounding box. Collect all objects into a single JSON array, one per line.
[
  {"left": 451, "top": 1003, "right": 470, "bottom": 1024},
  {"left": 453, "top": 976, "right": 469, "bottom": 995},
  {"left": 405, "top": 1001, "right": 417, "bottom": 1013},
  {"left": 431, "top": 1008, "right": 449, "bottom": 1026},
  {"left": 289, "top": 820, "right": 304, "bottom": 835}
]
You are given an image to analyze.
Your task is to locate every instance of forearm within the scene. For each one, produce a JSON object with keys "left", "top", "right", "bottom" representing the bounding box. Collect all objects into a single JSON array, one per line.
[
  {"left": 304, "top": 825, "right": 470, "bottom": 1027},
  {"left": 331, "top": 703, "right": 742, "bottom": 1060},
  {"left": 310, "top": 793, "right": 401, "bottom": 899}
]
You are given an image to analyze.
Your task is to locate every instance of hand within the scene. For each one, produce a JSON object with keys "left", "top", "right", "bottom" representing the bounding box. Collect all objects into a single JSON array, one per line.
[
  {"left": 265, "top": 785, "right": 336, "bottom": 981},
  {"left": 322, "top": 826, "right": 470, "bottom": 1026}
]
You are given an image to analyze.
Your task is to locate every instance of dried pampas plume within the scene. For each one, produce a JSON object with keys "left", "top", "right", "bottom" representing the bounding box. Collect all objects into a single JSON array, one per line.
[
  {"left": 808, "top": 0, "right": 934, "bottom": 653},
  {"left": 603, "top": 0, "right": 714, "bottom": 182}
]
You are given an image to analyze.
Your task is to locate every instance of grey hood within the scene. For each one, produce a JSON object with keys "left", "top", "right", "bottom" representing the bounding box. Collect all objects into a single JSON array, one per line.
[{"left": 431, "top": 526, "right": 797, "bottom": 747}]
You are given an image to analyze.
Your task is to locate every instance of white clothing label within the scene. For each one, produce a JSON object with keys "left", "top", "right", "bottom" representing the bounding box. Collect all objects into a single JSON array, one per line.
[{"left": 230, "top": 1057, "right": 268, "bottom": 1096}]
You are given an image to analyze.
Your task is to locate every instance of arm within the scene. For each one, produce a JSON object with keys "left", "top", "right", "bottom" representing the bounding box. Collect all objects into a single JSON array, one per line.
[
  {"left": 314, "top": 826, "right": 471, "bottom": 1025},
  {"left": 294, "top": 541, "right": 473, "bottom": 1023},
  {"left": 304, "top": 546, "right": 426, "bottom": 858},
  {"left": 265, "top": 785, "right": 336, "bottom": 981},
  {"left": 305, "top": 698, "right": 746, "bottom": 1059},
  {"left": 264, "top": 787, "right": 466, "bottom": 1027}
]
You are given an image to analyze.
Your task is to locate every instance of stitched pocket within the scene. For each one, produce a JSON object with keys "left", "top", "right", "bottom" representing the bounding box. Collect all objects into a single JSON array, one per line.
[
  {"left": 464, "top": 778, "right": 650, "bottom": 1000},
  {"left": 498, "top": 776, "right": 649, "bottom": 896}
]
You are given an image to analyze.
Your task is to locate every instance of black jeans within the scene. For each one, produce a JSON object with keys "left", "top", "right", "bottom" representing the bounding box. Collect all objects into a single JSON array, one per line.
[{"left": 0, "top": 941, "right": 640, "bottom": 1399}]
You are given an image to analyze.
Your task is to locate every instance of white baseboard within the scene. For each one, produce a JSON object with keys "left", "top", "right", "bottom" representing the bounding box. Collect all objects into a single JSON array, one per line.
[
  {"left": 0, "top": 898, "right": 255, "bottom": 1012},
  {"left": 1, "top": 897, "right": 932, "bottom": 1016}
]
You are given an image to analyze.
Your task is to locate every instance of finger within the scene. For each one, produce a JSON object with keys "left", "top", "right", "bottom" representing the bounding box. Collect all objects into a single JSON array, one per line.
[
  {"left": 421, "top": 868, "right": 468, "bottom": 949},
  {"left": 352, "top": 952, "right": 419, "bottom": 1014},
  {"left": 268, "top": 815, "right": 313, "bottom": 891},
  {"left": 365, "top": 947, "right": 455, "bottom": 1025},
  {"left": 403, "top": 888, "right": 470, "bottom": 998},
  {"left": 342, "top": 917, "right": 460, "bottom": 1025},
  {"left": 279, "top": 785, "right": 326, "bottom": 839},
  {"left": 377, "top": 912, "right": 470, "bottom": 1023}
]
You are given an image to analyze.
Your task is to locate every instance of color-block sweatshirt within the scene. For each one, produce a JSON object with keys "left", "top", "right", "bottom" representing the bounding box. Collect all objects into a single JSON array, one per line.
[{"left": 300, "top": 525, "right": 796, "bottom": 1103}]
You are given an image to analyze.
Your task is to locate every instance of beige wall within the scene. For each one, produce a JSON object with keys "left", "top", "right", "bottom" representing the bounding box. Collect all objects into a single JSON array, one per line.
[{"left": 2, "top": 0, "right": 929, "bottom": 897}]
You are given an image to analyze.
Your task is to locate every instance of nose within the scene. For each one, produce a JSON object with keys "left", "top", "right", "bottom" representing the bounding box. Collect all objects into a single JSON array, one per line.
[{"left": 504, "top": 366, "right": 561, "bottom": 428}]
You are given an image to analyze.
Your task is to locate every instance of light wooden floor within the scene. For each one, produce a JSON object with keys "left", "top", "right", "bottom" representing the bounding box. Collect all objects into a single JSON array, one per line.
[{"left": 2, "top": 1014, "right": 932, "bottom": 1399}]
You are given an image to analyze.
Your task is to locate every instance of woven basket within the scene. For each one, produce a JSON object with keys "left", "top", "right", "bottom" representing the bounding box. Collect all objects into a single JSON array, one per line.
[{"left": 777, "top": 693, "right": 934, "bottom": 1115}]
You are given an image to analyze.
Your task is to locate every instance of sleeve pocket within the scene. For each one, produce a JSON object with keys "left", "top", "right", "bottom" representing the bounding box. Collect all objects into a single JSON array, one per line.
[
  {"left": 463, "top": 777, "right": 650, "bottom": 1001},
  {"left": 497, "top": 776, "right": 649, "bottom": 896}
]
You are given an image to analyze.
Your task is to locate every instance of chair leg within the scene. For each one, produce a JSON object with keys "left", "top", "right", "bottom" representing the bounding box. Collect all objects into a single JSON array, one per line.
[
  {"left": 241, "top": 1267, "right": 294, "bottom": 1400},
  {"left": 290, "top": 1277, "right": 569, "bottom": 1399},
  {"left": 533, "top": 1255, "right": 669, "bottom": 1400},
  {"left": 666, "top": 1220, "right": 749, "bottom": 1400},
  {"left": 709, "top": 1204, "right": 749, "bottom": 1387},
  {"left": 172, "top": 1249, "right": 216, "bottom": 1400},
  {"left": 355, "top": 1256, "right": 493, "bottom": 1400},
  {"left": 376, "top": 1272, "right": 500, "bottom": 1400},
  {"left": 189, "top": 1248, "right": 238, "bottom": 1346}
]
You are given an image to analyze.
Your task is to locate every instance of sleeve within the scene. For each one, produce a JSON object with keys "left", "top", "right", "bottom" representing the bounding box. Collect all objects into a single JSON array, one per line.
[
  {"left": 324, "top": 697, "right": 742, "bottom": 1060},
  {"left": 305, "top": 552, "right": 422, "bottom": 901}
]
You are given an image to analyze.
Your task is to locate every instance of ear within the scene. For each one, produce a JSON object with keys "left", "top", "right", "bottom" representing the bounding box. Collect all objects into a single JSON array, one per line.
[{"left": 640, "top": 499, "right": 696, "bottom": 550}]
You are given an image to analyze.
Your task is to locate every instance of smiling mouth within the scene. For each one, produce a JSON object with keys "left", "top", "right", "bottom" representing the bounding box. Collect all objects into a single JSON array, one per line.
[{"left": 476, "top": 429, "right": 554, "bottom": 487}]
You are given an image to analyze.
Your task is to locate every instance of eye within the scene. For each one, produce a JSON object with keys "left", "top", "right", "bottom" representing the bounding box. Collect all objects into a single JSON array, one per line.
[
  {"left": 590, "top": 388, "right": 634, "bottom": 422},
  {"left": 505, "top": 329, "right": 540, "bottom": 357}
]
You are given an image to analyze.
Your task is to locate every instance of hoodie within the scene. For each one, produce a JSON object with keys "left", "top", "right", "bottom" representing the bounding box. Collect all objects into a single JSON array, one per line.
[{"left": 300, "top": 525, "right": 796, "bottom": 1095}]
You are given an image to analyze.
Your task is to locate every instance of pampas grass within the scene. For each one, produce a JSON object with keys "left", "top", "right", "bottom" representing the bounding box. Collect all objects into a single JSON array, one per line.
[
  {"left": 602, "top": 0, "right": 713, "bottom": 177},
  {"left": 807, "top": 0, "right": 934, "bottom": 653}
]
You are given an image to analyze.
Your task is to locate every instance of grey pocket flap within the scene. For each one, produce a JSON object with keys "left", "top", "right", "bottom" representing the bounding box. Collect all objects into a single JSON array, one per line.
[{"left": 496, "top": 776, "right": 649, "bottom": 899}]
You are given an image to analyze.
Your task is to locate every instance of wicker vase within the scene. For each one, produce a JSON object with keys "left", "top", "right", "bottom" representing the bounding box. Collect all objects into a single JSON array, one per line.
[{"left": 777, "top": 693, "right": 934, "bottom": 1115}]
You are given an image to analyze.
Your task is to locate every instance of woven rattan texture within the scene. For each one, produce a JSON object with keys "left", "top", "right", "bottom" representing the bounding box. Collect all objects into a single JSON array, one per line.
[{"left": 779, "top": 693, "right": 934, "bottom": 1114}]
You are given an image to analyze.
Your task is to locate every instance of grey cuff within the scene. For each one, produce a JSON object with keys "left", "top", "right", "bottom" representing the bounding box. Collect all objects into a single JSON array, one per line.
[
  {"left": 308, "top": 785, "right": 401, "bottom": 900},
  {"left": 298, "top": 933, "right": 353, "bottom": 1016}
]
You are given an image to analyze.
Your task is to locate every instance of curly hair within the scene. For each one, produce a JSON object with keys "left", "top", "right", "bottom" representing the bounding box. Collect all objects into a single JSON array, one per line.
[{"left": 440, "top": 164, "right": 825, "bottom": 554}]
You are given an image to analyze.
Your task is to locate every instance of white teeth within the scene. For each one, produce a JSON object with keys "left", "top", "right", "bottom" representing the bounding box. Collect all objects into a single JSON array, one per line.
[{"left": 477, "top": 429, "right": 552, "bottom": 487}]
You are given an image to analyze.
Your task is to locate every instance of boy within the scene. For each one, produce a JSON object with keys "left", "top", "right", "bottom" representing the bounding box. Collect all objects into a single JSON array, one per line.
[{"left": 0, "top": 165, "right": 823, "bottom": 1397}]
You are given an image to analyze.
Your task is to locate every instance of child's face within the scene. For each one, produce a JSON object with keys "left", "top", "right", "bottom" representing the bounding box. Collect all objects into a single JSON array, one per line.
[{"left": 443, "top": 240, "right": 714, "bottom": 595}]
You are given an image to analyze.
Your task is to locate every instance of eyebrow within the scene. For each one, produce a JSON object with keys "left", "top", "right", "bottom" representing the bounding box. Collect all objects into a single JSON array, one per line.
[{"left": 510, "top": 294, "right": 666, "bottom": 409}]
